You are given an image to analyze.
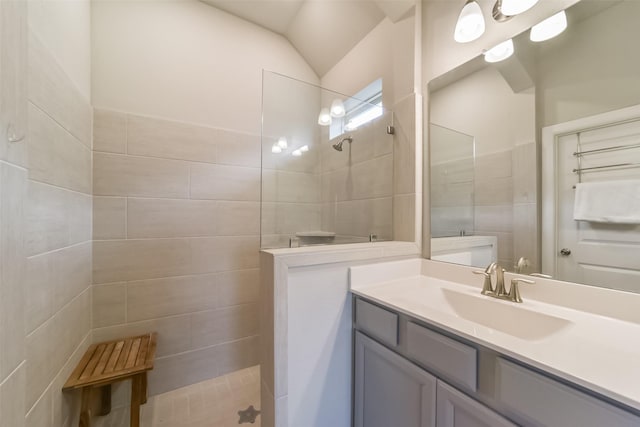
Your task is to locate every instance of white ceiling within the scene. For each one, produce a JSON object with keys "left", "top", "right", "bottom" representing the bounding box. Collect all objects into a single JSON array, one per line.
[{"left": 201, "top": 0, "right": 415, "bottom": 77}]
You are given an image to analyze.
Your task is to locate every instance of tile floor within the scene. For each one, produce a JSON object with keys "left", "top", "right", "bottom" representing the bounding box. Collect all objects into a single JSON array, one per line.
[{"left": 94, "top": 366, "right": 261, "bottom": 427}]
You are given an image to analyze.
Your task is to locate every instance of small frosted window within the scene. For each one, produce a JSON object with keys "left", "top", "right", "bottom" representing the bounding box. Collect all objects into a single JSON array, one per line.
[{"left": 330, "top": 78, "right": 383, "bottom": 139}]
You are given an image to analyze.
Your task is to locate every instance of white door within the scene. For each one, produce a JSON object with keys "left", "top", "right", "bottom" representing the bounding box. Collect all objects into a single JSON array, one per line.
[{"left": 555, "top": 119, "right": 640, "bottom": 292}]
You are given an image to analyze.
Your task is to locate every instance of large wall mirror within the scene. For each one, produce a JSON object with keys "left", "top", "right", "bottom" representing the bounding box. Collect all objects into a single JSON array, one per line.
[{"left": 428, "top": 0, "right": 640, "bottom": 293}]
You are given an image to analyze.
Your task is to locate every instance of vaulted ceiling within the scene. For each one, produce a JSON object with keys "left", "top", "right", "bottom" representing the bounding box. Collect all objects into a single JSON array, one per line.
[{"left": 201, "top": 0, "right": 415, "bottom": 77}]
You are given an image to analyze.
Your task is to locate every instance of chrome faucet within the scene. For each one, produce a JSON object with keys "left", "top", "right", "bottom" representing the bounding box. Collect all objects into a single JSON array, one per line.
[{"left": 473, "top": 263, "right": 535, "bottom": 303}]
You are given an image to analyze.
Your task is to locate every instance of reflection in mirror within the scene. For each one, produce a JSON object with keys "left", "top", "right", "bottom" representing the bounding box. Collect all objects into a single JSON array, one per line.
[{"left": 428, "top": 0, "right": 640, "bottom": 293}]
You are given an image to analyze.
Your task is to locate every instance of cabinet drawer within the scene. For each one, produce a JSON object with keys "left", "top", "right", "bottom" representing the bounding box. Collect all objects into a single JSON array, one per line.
[
  {"left": 406, "top": 322, "right": 477, "bottom": 391},
  {"left": 496, "top": 358, "right": 640, "bottom": 427},
  {"left": 355, "top": 298, "right": 398, "bottom": 347}
]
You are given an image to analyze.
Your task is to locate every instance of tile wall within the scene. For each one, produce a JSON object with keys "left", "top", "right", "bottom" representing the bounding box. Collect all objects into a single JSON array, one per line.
[
  {"left": 431, "top": 142, "right": 538, "bottom": 270},
  {"left": 92, "top": 110, "right": 261, "bottom": 396},
  {"left": 319, "top": 112, "right": 394, "bottom": 243},
  {"left": 0, "top": 2, "right": 28, "bottom": 426},
  {"left": 2, "top": 27, "right": 94, "bottom": 427}
]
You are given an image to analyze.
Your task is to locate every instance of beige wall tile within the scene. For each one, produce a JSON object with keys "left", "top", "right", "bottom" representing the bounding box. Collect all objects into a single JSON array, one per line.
[
  {"left": 92, "top": 315, "right": 190, "bottom": 359},
  {"left": 351, "top": 154, "right": 393, "bottom": 200},
  {"left": 148, "top": 346, "right": 219, "bottom": 395},
  {"left": 191, "top": 236, "right": 260, "bottom": 275},
  {"left": 93, "top": 238, "right": 192, "bottom": 284},
  {"left": 513, "top": 202, "right": 538, "bottom": 271},
  {"left": 93, "top": 283, "right": 126, "bottom": 328},
  {"left": 93, "top": 109, "right": 126, "bottom": 154},
  {"left": 25, "top": 253, "right": 54, "bottom": 334},
  {"left": 25, "top": 386, "right": 51, "bottom": 427},
  {"left": 26, "top": 242, "right": 91, "bottom": 335},
  {"left": 262, "top": 202, "right": 321, "bottom": 236},
  {"left": 127, "top": 198, "right": 217, "bottom": 238},
  {"left": 217, "top": 130, "right": 260, "bottom": 168},
  {"left": 262, "top": 169, "right": 320, "bottom": 203},
  {"left": 393, "top": 94, "right": 416, "bottom": 195},
  {"left": 513, "top": 142, "right": 537, "bottom": 204},
  {"left": 474, "top": 205, "right": 514, "bottom": 233},
  {"left": 190, "top": 163, "right": 260, "bottom": 201},
  {"left": 127, "top": 114, "right": 217, "bottom": 163},
  {"left": 320, "top": 168, "right": 348, "bottom": 202},
  {"left": 393, "top": 193, "right": 416, "bottom": 242},
  {"left": 127, "top": 275, "right": 218, "bottom": 322},
  {"left": 191, "top": 304, "right": 259, "bottom": 349},
  {"left": 0, "top": 0, "right": 28, "bottom": 169},
  {"left": 25, "top": 318, "right": 56, "bottom": 410},
  {"left": 50, "top": 333, "right": 91, "bottom": 427},
  {"left": 93, "top": 152, "right": 190, "bottom": 198},
  {"left": 0, "top": 363, "right": 26, "bottom": 427},
  {"left": 475, "top": 150, "right": 512, "bottom": 179},
  {"left": 25, "top": 289, "right": 90, "bottom": 410},
  {"left": 216, "top": 336, "right": 259, "bottom": 376},
  {"left": 474, "top": 176, "right": 513, "bottom": 206},
  {"left": 28, "top": 33, "right": 92, "bottom": 147},
  {"left": 28, "top": 103, "right": 91, "bottom": 193},
  {"left": 216, "top": 201, "right": 260, "bottom": 236},
  {"left": 25, "top": 181, "right": 91, "bottom": 256},
  {"left": 93, "top": 197, "right": 126, "bottom": 240},
  {"left": 53, "top": 241, "right": 92, "bottom": 313},
  {"left": 0, "top": 163, "right": 26, "bottom": 379},
  {"left": 216, "top": 269, "right": 260, "bottom": 307}
]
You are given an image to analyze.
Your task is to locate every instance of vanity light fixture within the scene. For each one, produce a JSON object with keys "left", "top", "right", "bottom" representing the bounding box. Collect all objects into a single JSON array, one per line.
[
  {"left": 454, "top": 0, "right": 486, "bottom": 43},
  {"left": 291, "top": 149, "right": 302, "bottom": 157},
  {"left": 271, "top": 144, "right": 282, "bottom": 154},
  {"left": 318, "top": 108, "right": 332, "bottom": 126},
  {"left": 483, "top": 38, "right": 514, "bottom": 63},
  {"left": 330, "top": 99, "right": 345, "bottom": 118},
  {"left": 500, "top": 0, "right": 539, "bottom": 16},
  {"left": 277, "top": 137, "right": 288, "bottom": 149},
  {"left": 530, "top": 10, "right": 567, "bottom": 42}
]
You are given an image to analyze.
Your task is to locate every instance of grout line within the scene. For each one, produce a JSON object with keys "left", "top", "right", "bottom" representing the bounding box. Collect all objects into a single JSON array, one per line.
[
  {"left": 29, "top": 101, "right": 91, "bottom": 152},
  {"left": 27, "top": 239, "right": 91, "bottom": 259},
  {"left": 0, "top": 360, "right": 26, "bottom": 388},
  {"left": 28, "top": 177, "right": 92, "bottom": 197},
  {"left": 92, "top": 266, "right": 260, "bottom": 287},
  {"left": 0, "top": 159, "right": 28, "bottom": 172}
]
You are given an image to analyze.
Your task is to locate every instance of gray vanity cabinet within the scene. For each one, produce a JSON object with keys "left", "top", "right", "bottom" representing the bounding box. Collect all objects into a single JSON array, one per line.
[
  {"left": 353, "top": 296, "right": 640, "bottom": 427},
  {"left": 436, "top": 381, "right": 517, "bottom": 427},
  {"left": 354, "top": 331, "right": 437, "bottom": 427}
]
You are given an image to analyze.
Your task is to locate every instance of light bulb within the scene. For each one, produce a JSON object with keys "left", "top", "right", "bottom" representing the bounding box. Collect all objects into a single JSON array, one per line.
[
  {"left": 318, "top": 108, "right": 332, "bottom": 126},
  {"left": 500, "top": 0, "right": 539, "bottom": 16},
  {"left": 330, "top": 99, "right": 345, "bottom": 117},
  {"left": 271, "top": 144, "right": 282, "bottom": 154},
  {"left": 292, "top": 149, "right": 302, "bottom": 157},
  {"left": 454, "top": 0, "right": 486, "bottom": 43},
  {"left": 484, "top": 39, "right": 514, "bottom": 63},
  {"left": 277, "top": 137, "right": 288, "bottom": 149},
  {"left": 530, "top": 10, "right": 567, "bottom": 42},
  {"left": 300, "top": 145, "right": 309, "bottom": 152}
]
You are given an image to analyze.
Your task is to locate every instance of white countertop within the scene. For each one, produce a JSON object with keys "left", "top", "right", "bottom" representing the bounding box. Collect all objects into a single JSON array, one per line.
[{"left": 350, "top": 259, "right": 640, "bottom": 412}]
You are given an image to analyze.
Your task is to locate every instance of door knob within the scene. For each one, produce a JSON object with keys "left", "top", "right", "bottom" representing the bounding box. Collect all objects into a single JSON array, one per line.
[{"left": 560, "top": 248, "right": 572, "bottom": 256}]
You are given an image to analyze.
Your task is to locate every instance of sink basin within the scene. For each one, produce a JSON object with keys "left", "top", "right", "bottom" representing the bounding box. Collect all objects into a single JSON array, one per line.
[{"left": 441, "top": 289, "right": 572, "bottom": 340}]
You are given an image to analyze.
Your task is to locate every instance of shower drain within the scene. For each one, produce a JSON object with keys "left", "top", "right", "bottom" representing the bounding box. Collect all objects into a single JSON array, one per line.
[{"left": 237, "top": 405, "right": 261, "bottom": 424}]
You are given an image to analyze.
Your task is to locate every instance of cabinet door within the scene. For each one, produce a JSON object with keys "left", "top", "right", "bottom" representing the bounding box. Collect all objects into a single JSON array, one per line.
[
  {"left": 354, "top": 331, "right": 436, "bottom": 427},
  {"left": 436, "top": 381, "right": 517, "bottom": 427}
]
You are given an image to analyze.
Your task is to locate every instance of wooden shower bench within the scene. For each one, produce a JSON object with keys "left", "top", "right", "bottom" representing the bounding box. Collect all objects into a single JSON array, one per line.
[{"left": 63, "top": 333, "right": 157, "bottom": 427}]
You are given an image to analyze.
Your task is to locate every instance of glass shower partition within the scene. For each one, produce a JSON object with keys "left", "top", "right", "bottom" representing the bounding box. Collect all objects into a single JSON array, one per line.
[{"left": 261, "top": 71, "right": 395, "bottom": 249}]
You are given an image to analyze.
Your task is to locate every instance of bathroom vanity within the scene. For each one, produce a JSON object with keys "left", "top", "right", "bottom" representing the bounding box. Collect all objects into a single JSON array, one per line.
[{"left": 350, "top": 259, "right": 640, "bottom": 427}]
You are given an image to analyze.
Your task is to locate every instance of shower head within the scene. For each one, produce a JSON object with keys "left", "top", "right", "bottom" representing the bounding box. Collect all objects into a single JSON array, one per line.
[{"left": 333, "top": 136, "right": 353, "bottom": 152}]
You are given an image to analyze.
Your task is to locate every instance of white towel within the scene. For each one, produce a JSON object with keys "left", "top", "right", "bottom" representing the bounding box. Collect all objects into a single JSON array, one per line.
[{"left": 573, "top": 180, "right": 640, "bottom": 224}]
